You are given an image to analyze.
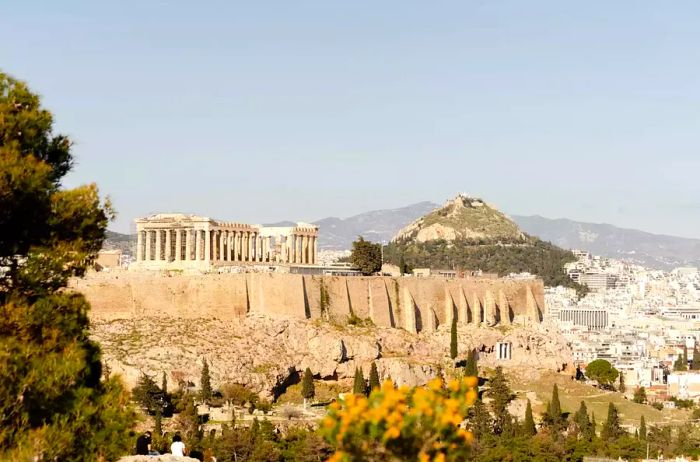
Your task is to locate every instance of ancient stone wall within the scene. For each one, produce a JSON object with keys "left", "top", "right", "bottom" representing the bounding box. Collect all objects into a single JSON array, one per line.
[{"left": 73, "top": 272, "right": 545, "bottom": 333}]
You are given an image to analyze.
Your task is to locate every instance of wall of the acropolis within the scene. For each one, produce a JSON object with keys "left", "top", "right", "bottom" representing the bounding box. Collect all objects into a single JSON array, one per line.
[{"left": 72, "top": 272, "right": 545, "bottom": 333}]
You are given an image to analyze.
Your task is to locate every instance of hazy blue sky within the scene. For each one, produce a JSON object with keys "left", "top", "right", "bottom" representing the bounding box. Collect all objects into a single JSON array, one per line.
[{"left": 2, "top": 1, "right": 700, "bottom": 236}]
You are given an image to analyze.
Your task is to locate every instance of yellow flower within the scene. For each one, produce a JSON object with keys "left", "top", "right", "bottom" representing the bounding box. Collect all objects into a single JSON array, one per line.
[
  {"left": 466, "top": 389, "right": 478, "bottom": 405},
  {"left": 428, "top": 377, "right": 443, "bottom": 391},
  {"left": 384, "top": 426, "right": 401, "bottom": 440},
  {"left": 328, "top": 451, "right": 346, "bottom": 462},
  {"left": 463, "top": 376, "right": 478, "bottom": 388},
  {"left": 448, "top": 379, "right": 460, "bottom": 392},
  {"left": 419, "top": 452, "right": 430, "bottom": 462},
  {"left": 434, "top": 453, "right": 446, "bottom": 462}
]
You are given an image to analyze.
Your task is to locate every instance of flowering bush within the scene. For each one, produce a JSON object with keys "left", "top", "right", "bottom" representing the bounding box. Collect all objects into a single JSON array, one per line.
[{"left": 322, "top": 377, "right": 478, "bottom": 462}]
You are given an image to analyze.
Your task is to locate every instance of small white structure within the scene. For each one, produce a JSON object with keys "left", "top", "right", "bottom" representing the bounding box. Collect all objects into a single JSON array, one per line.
[{"left": 496, "top": 342, "right": 512, "bottom": 360}]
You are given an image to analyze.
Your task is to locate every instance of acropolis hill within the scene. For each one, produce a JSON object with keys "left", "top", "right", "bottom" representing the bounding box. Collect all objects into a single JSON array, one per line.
[{"left": 77, "top": 207, "right": 570, "bottom": 395}]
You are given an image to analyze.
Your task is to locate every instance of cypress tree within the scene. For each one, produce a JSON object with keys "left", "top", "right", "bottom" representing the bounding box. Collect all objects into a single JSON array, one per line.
[
  {"left": 591, "top": 413, "right": 597, "bottom": 438},
  {"left": 639, "top": 415, "right": 647, "bottom": 440},
  {"left": 693, "top": 346, "right": 700, "bottom": 370},
  {"left": 574, "top": 401, "right": 594, "bottom": 440},
  {"left": 369, "top": 362, "right": 380, "bottom": 391},
  {"left": 0, "top": 72, "right": 134, "bottom": 460},
  {"left": 450, "top": 316, "right": 458, "bottom": 360},
  {"left": 353, "top": 367, "right": 366, "bottom": 395},
  {"left": 601, "top": 403, "right": 622, "bottom": 441},
  {"left": 162, "top": 371, "right": 168, "bottom": 396},
  {"left": 464, "top": 349, "right": 478, "bottom": 378},
  {"left": 200, "top": 359, "right": 212, "bottom": 402},
  {"left": 683, "top": 345, "right": 689, "bottom": 366},
  {"left": 619, "top": 373, "right": 626, "bottom": 393},
  {"left": 523, "top": 400, "right": 536, "bottom": 436},
  {"left": 550, "top": 384, "right": 562, "bottom": 420},
  {"left": 301, "top": 367, "right": 315, "bottom": 401}
]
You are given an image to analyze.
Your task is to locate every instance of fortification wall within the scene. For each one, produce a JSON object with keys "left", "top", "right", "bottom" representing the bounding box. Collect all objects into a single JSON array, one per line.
[{"left": 72, "top": 272, "right": 545, "bottom": 333}]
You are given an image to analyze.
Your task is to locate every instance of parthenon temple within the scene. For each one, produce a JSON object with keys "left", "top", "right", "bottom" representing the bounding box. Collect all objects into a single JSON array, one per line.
[{"left": 132, "top": 214, "right": 319, "bottom": 270}]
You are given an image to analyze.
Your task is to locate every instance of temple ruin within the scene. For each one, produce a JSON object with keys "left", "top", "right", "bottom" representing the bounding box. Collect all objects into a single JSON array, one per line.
[{"left": 132, "top": 214, "right": 319, "bottom": 270}]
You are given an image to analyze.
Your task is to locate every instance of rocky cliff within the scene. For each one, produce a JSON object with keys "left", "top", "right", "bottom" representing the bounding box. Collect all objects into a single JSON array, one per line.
[{"left": 93, "top": 314, "right": 573, "bottom": 398}]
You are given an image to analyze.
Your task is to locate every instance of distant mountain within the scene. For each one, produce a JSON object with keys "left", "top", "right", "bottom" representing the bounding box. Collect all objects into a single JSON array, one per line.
[
  {"left": 512, "top": 215, "right": 700, "bottom": 270},
  {"left": 103, "top": 230, "right": 134, "bottom": 255},
  {"left": 313, "top": 201, "right": 438, "bottom": 250}
]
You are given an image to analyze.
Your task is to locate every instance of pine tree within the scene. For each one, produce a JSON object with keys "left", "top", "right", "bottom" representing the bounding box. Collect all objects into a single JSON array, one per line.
[
  {"left": 486, "top": 367, "right": 513, "bottom": 435},
  {"left": 639, "top": 415, "right": 647, "bottom": 440},
  {"left": 0, "top": 71, "right": 134, "bottom": 460},
  {"left": 470, "top": 399, "right": 493, "bottom": 440},
  {"left": 301, "top": 367, "right": 315, "bottom": 401},
  {"left": 601, "top": 403, "right": 623, "bottom": 441},
  {"left": 353, "top": 367, "right": 367, "bottom": 395},
  {"left": 369, "top": 362, "right": 380, "bottom": 391},
  {"left": 162, "top": 371, "right": 168, "bottom": 396},
  {"left": 450, "top": 316, "right": 458, "bottom": 360},
  {"left": 464, "top": 349, "right": 478, "bottom": 378},
  {"left": 522, "top": 400, "right": 536, "bottom": 436},
  {"left": 133, "top": 373, "right": 165, "bottom": 413},
  {"left": 200, "top": 358, "right": 212, "bottom": 402}
]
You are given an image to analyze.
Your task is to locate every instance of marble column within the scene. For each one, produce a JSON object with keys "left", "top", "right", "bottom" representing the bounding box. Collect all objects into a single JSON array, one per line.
[
  {"left": 195, "top": 230, "right": 202, "bottom": 260},
  {"left": 227, "top": 231, "right": 232, "bottom": 261},
  {"left": 136, "top": 230, "right": 144, "bottom": 261},
  {"left": 219, "top": 230, "right": 225, "bottom": 261},
  {"left": 295, "top": 235, "right": 302, "bottom": 264},
  {"left": 204, "top": 229, "right": 211, "bottom": 262},
  {"left": 313, "top": 236, "right": 318, "bottom": 265},
  {"left": 165, "top": 229, "right": 172, "bottom": 262},
  {"left": 144, "top": 230, "right": 152, "bottom": 261},
  {"left": 186, "top": 230, "right": 192, "bottom": 260},
  {"left": 257, "top": 235, "right": 262, "bottom": 262},
  {"left": 175, "top": 229, "right": 182, "bottom": 261},
  {"left": 155, "top": 229, "right": 162, "bottom": 261}
]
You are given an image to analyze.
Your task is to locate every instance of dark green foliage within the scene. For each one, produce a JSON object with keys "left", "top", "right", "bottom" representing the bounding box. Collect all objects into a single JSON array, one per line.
[
  {"left": 301, "top": 368, "right": 315, "bottom": 401},
  {"left": 464, "top": 349, "right": 478, "bottom": 377},
  {"left": 369, "top": 362, "right": 380, "bottom": 391},
  {"left": 633, "top": 386, "right": 647, "bottom": 404},
  {"left": 350, "top": 237, "right": 382, "bottom": 275},
  {"left": 574, "top": 401, "right": 595, "bottom": 440},
  {"left": 619, "top": 373, "right": 625, "bottom": 393},
  {"left": 693, "top": 347, "right": 700, "bottom": 371},
  {"left": 675, "top": 349, "right": 688, "bottom": 371},
  {"left": 200, "top": 359, "right": 212, "bottom": 402},
  {"left": 0, "top": 71, "right": 134, "bottom": 460},
  {"left": 450, "top": 316, "right": 458, "bottom": 360},
  {"left": 469, "top": 399, "right": 493, "bottom": 440},
  {"left": 639, "top": 415, "right": 646, "bottom": 440},
  {"left": 132, "top": 373, "right": 166, "bottom": 414},
  {"left": 522, "top": 400, "right": 536, "bottom": 436},
  {"left": 542, "top": 384, "right": 566, "bottom": 432},
  {"left": 601, "top": 403, "right": 624, "bottom": 441},
  {"left": 353, "top": 367, "right": 367, "bottom": 395},
  {"left": 585, "top": 359, "right": 619, "bottom": 389},
  {"left": 486, "top": 367, "right": 514, "bottom": 435},
  {"left": 384, "top": 237, "right": 587, "bottom": 294}
]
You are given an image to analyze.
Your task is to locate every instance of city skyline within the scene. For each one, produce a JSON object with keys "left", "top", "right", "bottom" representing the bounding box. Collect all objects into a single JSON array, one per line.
[{"left": 3, "top": 1, "right": 700, "bottom": 237}]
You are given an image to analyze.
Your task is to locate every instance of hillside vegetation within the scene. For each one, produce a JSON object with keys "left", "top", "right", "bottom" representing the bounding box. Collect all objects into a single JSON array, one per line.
[{"left": 385, "top": 195, "right": 586, "bottom": 293}]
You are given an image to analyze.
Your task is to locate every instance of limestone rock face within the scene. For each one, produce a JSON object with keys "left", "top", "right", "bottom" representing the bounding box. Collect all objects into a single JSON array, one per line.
[
  {"left": 393, "top": 194, "right": 524, "bottom": 243},
  {"left": 93, "top": 314, "right": 573, "bottom": 399}
]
